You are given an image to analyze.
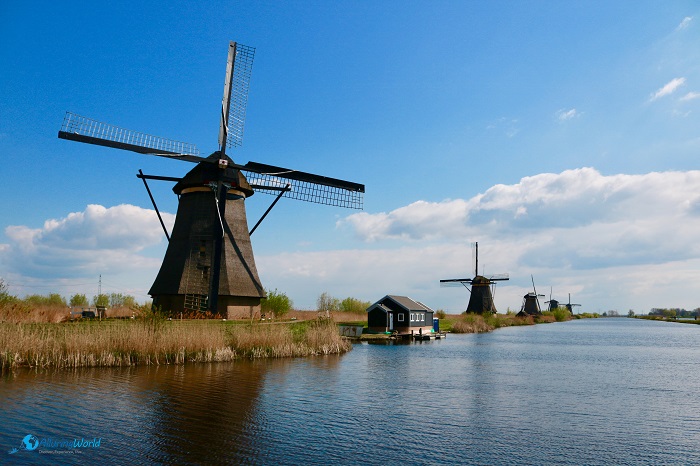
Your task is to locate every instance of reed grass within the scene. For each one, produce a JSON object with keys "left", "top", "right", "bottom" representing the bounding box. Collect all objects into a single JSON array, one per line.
[
  {"left": 0, "top": 318, "right": 351, "bottom": 373},
  {"left": 448, "top": 313, "right": 541, "bottom": 333}
]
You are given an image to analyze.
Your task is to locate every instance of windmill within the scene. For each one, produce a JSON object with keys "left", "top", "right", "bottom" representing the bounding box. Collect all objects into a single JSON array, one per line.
[
  {"left": 519, "top": 275, "right": 544, "bottom": 316},
  {"left": 544, "top": 286, "right": 560, "bottom": 312},
  {"left": 58, "top": 41, "right": 364, "bottom": 317},
  {"left": 440, "top": 242, "right": 509, "bottom": 314},
  {"left": 563, "top": 293, "right": 581, "bottom": 314}
]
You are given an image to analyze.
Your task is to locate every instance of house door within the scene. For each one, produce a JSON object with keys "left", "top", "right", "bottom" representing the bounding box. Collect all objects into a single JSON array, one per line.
[{"left": 389, "top": 313, "right": 394, "bottom": 331}]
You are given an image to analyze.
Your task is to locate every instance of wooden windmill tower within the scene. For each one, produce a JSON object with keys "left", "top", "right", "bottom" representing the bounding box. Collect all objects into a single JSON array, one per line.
[
  {"left": 58, "top": 41, "right": 364, "bottom": 317},
  {"left": 440, "top": 242, "right": 509, "bottom": 314}
]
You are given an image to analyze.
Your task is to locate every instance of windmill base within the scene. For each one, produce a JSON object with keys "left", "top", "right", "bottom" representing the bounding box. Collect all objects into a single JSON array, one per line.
[{"left": 152, "top": 294, "right": 262, "bottom": 320}]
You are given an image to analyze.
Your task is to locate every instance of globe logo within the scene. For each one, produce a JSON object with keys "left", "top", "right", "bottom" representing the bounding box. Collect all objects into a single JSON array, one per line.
[{"left": 22, "top": 435, "right": 39, "bottom": 451}]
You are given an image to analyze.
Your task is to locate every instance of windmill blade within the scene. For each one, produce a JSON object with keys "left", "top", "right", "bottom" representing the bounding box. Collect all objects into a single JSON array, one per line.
[
  {"left": 242, "top": 161, "right": 365, "bottom": 209},
  {"left": 440, "top": 278, "right": 474, "bottom": 287},
  {"left": 58, "top": 112, "right": 205, "bottom": 163},
  {"left": 485, "top": 273, "right": 509, "bottom": 281},
  {"left": 219, "top": 42, "right": 255, "bottom": 150}
]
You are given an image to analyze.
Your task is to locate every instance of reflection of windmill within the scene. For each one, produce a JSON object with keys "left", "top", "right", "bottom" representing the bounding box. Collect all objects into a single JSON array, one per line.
[
  {"left": 440, "top": 242, "right": 509, "bottom": 314},
  {"left": 519, "top": 275, "right": 544, "bottom": 316},
  {"left": 58, "top": 41, "right": 364, "bottom": 317}
]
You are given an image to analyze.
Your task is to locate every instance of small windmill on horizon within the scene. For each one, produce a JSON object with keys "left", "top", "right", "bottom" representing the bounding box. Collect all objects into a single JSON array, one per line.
[
  {"left": 440, "top": 242, "right": 509, "bottom": 314},
  {"left": 58, "top": 41, "right": 365, "bottom": 318}
]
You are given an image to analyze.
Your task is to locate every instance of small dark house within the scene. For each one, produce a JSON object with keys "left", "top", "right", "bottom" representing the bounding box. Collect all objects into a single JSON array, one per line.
[{"left": 367, "top": 295, "right": 435, "bottom": 334}]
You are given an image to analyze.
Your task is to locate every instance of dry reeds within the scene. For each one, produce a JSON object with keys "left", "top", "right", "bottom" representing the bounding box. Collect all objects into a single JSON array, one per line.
[
  {"left": 0, "top": 318, "right": 351, "bottom": 373},
  {"left": 449, "top": 313, "right": 537, "bottom": 333}
]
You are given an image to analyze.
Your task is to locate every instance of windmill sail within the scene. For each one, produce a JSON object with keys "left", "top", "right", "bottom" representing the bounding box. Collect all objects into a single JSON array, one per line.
[
  {"left": 58, "top": 112, "right": 202, "bottom": 161},
  {"left": 219, "top": 42, "right": 255, "bottom": 150}
]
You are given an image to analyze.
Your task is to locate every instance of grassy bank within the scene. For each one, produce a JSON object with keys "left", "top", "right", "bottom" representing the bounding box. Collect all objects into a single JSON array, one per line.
[
  {"left": 0, "top": 318, "right": 350, "bottom": 373},
  {"left": 438, "top": 309, "right": 574, "bottom": 333}
]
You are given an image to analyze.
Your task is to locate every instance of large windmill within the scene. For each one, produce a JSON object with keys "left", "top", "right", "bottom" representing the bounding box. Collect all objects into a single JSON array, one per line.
[
  {"left": 58, "top": 41, "right": 364, "bottom": 317},
  {"left": 440, "top": 242, "right": 509, "bottom": 314}
]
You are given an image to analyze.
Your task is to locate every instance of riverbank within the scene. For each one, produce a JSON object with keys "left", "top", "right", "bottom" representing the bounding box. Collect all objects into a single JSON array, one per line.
[{"left": 0, "top": 318, "right": 350, "bottom": 373}]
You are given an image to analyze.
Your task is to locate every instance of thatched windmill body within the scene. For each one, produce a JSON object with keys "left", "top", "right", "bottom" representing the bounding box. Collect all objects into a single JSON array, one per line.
[
  {"left": 440, "top": 242, "right": 509, "bottom": 314},
  {"left": 58, "top": 41, "right": 364, "bottom": 317}
]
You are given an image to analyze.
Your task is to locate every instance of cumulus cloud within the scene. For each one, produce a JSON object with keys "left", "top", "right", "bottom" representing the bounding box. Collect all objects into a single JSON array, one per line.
[
  {"left": 650, "top": 77, "right": 686, "bottom": 101},
  {"left": 0, "top": 204, "right": 173, "bottom": 280},
  {"left": 339, "top": 168, "right": 700, "bottom": 268}
]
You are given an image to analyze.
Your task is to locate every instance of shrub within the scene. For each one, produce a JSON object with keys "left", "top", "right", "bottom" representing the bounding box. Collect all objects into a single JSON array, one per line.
[
  {"left": 435, "top": 309, "right": 446, "bottom": 319},
  {"left": 70, "top": 293, "right": 89, "bottom": 307},
  {"left": 340, "top": 297, "right": 370, "bottom": 315},
  {"left": 261, "top": 289, "right": 293, "bottom": 319},
  {"left": 92, "top": 294, "right": 109, "bottom": 307}
]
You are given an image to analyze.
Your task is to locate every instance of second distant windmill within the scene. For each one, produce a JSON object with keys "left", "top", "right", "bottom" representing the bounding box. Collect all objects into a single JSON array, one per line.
[{"left": 440, "top": 242, "right": 509, "bottom": 314}]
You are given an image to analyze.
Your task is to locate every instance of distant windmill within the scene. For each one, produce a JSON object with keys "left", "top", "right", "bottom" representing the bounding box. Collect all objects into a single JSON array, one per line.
[
  {"left": 563, "top": 293, "right": 581, "bottom": 314},
  {"left": 58, "top": 41, "right": 365, "bottom": 317},
  {"left": 519, "top": 275, "right": 544, "bottom": 316},
  {"left": 440, "top": 242, "right": 509, "bottom": 314},
  {"left": 545, "top": 286, "right": 560, "bottom": 311}
]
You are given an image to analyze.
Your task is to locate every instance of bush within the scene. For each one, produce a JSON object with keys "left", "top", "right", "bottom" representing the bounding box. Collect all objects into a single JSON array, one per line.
[
  {"left": 23, "top": 293, "right": 67, "bottom": 307},
  {"left": 261, "top": 289, "right": 293, "bottom": 319},
  {"left": 70, "top": 293, "right": 89, "bottom": 307},
  {"left": 92, "top": 294, "right": 109, "bottom": 307},
  {"left": 435, "top": 309, "right": 446, "bottom": 319},
  {"left": 340, "top": 297, "right": 370, "bottom": 314}
]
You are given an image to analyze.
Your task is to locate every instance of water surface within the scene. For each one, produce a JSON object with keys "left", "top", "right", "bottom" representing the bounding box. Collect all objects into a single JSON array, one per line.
[{"left": 2, "top": 318, "right": 700, "bottom": 465}]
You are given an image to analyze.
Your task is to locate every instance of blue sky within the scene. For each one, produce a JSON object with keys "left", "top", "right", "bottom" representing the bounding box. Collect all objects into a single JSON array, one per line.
[{"left": 1, "top": 1, "right": 699, "bottom": 313}]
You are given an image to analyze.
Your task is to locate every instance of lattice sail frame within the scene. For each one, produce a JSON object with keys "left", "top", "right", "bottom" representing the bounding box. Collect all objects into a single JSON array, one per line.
[
  {"left": 244, "top": 170, "right": 364, "bottom": 209},
  {"left": 60, "top": 112, "right": 200, "bottom": 157},
  {"left": 226, "top": 44, "right": 255, "bottom": 149}
]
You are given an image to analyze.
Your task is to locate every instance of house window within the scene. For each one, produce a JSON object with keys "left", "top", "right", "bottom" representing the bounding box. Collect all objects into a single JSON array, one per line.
[
  {"left": 420, "top": 314, "right": 425, "bottom": 322},
  {"left": 410, "top": 313, "right": 414, "bottom": 322},
  {"left": 398, "top": 313, "right": 404, "bottom": 322}
]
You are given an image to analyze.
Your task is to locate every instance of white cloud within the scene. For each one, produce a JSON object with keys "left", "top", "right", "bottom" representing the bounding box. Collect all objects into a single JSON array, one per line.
[
  {"left": 680, "top": 91, "right": 700, "bottom": 102},
  {"left": 0, "top": 204, "right": 173, "bottom": 282},
  {"left": 556, "top": 108, "right": 579, "bottom": 121},
  {"left": 650, "top": 77, "right": 686, "bottom": 101},
  {"left": 676, "top": 16, "right": 693, "bottom": 31}
]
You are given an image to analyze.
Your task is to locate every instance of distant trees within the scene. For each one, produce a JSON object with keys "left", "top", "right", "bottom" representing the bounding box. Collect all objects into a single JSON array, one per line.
[
  {"left": 317, "top": 292, "right": 341, "bottom": 318},
  {"left": 70, "top": 293, "right": 89, "bottom": 307},
  {"left": 92, "top": 294, "right": 109, "bottom": 307},
  {"left": 649, "top": 308, "right": 693, "bottom": 318},
  {"left": 339, "top": 297, "right": 371, "bottom": 314},
  {"left": 24, "top": 294, "right": 66, "bottom": 307},
  {"left": 628, "top": 309, "right": 635, "bottom": 317}
]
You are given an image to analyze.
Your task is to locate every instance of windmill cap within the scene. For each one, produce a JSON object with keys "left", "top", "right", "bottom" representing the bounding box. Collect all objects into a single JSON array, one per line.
[{"left": 173, "top": 153, "right": 253, "bottom": 197}]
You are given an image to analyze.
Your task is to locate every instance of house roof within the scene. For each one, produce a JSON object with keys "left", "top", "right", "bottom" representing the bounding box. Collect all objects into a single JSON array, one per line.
[{"left": 367, "top": 295, "right": 435, "bottom": 313}]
